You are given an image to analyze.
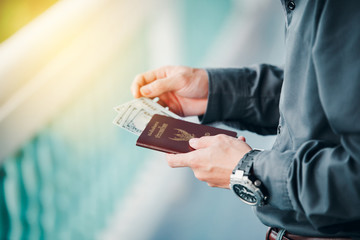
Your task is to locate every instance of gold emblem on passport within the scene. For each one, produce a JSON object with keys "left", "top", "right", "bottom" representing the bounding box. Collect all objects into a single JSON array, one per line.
[
  {"left": 169, "top": 128, "right": 195, "bottom": 141},
  {"left": 169, "top": 129, "right": 211, "bottom": 141}
]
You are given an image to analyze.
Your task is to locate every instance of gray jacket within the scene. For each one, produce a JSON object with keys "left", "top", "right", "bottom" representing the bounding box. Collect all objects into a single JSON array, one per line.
[{"left": 202, "top": 0, "right": 360, "bottom": 238}]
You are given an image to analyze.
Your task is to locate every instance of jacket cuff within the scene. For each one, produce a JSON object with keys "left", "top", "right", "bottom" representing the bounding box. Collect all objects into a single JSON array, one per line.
[
  {"left": 199, "top": 69, "right": 223, "bottom": 124},
  {"left": 253, "top": 150, "right": 294, "bottom": 210},
  {"left": 199, "top": 68, "right": 248, "bottom": 124}
]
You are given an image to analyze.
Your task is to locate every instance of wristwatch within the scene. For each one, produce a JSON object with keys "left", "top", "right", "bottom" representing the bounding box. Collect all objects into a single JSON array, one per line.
[{"left": 230, "top": 149, "right": 268, "bottom": 206}]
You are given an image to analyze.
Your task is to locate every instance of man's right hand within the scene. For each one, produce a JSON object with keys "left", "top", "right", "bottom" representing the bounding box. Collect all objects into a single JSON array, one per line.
[{"left": 131, "top": 66, "right": 209, "bottom": 117}]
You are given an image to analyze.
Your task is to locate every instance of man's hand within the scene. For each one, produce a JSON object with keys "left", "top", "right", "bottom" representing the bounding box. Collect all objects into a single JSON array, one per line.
[
  {"left": 131, "top": 66, "right": 209, "bottom": 117},
  {"left": 166, "top": 135, "right": 252, "bottom": 189}
]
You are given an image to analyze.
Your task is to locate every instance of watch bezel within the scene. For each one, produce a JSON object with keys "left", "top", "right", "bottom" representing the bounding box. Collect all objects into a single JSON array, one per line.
[{"left": 230, "top": 173, "right": 266, "bottom": 206}]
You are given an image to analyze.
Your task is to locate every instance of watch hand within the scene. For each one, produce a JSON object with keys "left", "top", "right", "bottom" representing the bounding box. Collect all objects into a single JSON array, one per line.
[{"left": 242, "top": 188, "right": 251, "bottom": 195}]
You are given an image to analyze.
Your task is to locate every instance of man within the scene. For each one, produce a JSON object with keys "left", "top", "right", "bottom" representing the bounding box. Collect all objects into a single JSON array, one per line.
[{"left": 131, "top": 1, "right": 360, "bottom": 239}]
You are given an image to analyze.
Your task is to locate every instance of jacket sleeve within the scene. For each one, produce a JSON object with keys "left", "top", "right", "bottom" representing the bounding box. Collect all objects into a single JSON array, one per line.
[
  {"left": 254, "top": 1, "right": 360, "bottom": 234},
  {"left": 200, "top": 64, "right": 284, "bottom": 135}
]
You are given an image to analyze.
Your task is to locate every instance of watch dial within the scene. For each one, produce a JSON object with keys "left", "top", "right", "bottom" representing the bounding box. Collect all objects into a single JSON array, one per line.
[{"left": 233, "top": 184, "right": 257, "bottom": 204}]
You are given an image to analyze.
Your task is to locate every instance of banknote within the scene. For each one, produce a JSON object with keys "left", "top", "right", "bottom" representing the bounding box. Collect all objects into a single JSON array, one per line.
[{"left": 113, "top": 97, "right": 181, "bottom": 135}]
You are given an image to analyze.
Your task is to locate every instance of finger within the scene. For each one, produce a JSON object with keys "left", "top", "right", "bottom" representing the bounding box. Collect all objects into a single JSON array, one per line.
[
  {"left": 166, "top": 153, "right": 191, "bottom": 168},
  {"left": 131, "top": 68, "right": 167, "bottom": 98},
  {"left": 238, "top": 136, "right": 246, "bottom": 142},
  {"left": 131, "top": 73, "right": 153, "bottom": 98},
  {"left": 140, "top": 77, "right": 183, "bottom": 98},
  {"left": 157, "top": 93, "right": 185, "bottom": 117},
  {"left": 188, "top": 135, "right": 222, "bottom": 149},
  {"left": 189, "top": 134, "right": 241, "bottom": 150}
]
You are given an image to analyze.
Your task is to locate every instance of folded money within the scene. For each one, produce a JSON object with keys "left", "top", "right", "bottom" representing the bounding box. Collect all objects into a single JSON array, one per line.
[{"left": 113, "top": 97, "right": 181, "bottom": 136}]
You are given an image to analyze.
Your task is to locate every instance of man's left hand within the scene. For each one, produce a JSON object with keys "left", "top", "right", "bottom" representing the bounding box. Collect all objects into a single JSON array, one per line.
[{"left": 166, "top": 134, "right": 252, "bottom": 189}]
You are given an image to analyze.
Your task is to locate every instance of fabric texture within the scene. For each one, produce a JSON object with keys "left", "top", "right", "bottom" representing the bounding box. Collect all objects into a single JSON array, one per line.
[{"left": 201, "top": 0, "right": 360, "bottom": 238}]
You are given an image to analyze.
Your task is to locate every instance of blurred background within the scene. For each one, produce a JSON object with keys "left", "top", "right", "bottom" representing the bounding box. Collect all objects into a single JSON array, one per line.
[{"left": 0, "top": 0, "right": 285, "bottom": 239}]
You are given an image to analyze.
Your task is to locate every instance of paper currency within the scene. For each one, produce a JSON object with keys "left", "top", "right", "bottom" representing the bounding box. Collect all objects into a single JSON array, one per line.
[{"left": 113, "top": 97, "right": 182, "bottom": 135}]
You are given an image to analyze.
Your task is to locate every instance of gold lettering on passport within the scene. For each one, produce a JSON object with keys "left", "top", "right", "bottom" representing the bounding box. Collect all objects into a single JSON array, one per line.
[
  {"left": 155, "top": 123, "right": 168, "bottom": 138},
  {"left": 148, "top": 121, "right": 159, "bottom": 136},
  {"left": 169, "top": 128, "right": 195, "bottom": 141}
]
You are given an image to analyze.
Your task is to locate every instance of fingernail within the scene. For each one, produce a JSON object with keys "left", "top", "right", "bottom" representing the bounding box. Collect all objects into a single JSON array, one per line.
[
  {"left": 189, "top": 138, "right": 198, "bottom": 146},
  {"left": 238, "top": 136, "right": 246, "bottom": 142},
  {"left": 141, "top": 86, "right": 151, "bottom": 95}
]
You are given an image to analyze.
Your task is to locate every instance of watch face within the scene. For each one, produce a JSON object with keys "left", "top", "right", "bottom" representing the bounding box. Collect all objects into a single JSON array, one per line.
[{"left": 232, "top": 184, "right": 257, "bottom": 204}]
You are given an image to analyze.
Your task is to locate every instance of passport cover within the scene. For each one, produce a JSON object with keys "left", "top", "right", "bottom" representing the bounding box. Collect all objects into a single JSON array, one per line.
[{"left": 136, "top": 114, "right": 238, "bottom": 154}]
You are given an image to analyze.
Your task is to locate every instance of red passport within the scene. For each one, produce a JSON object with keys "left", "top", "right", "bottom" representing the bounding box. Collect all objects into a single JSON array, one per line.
[{"left": 136, "top": 114, "right": 238, "bottom": 154}]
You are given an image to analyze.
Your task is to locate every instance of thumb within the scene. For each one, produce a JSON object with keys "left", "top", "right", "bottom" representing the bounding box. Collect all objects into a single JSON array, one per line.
[
  {"left": 189, "top": 136, "right": 216, "bottom": 150},
  {"left": 140, "top": 77, "right": 182, "bottom": 98}
]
